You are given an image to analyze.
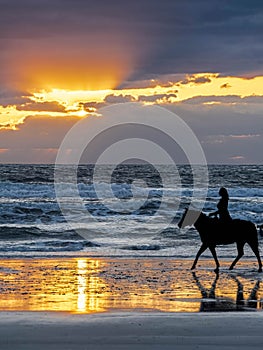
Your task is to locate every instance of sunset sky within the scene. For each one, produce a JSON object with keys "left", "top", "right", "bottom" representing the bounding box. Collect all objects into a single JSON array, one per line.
[{"left": 0, "top": 0, "right": 262, "bottom": 163}]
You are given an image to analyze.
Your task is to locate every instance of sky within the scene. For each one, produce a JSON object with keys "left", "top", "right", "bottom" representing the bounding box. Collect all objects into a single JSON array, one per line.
[{"left": 0, "top": 0, "right": 262, "bottom": 164}]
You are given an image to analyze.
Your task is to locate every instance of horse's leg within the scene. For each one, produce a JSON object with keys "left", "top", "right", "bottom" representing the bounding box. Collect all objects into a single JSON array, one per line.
[
  {"left": 249, "top": 242, "right": 262, "bottom": 273},
  {"left": 229, "top": 242, "right": 244, "bottom": 270},
  {"left": 209, "top": 246, "right": 220, "bottom": 273},
  {"left": 246, "top": 280, "right": 260, "bottom": 309},
  {"left": 191, "top": 243, "right": 207, "bottom": 270},
  {"left": 230, "top": 276, "right": 245, "bottom": 306}
]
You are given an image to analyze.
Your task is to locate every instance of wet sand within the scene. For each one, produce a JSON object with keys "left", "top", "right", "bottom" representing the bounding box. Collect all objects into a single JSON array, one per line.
[
  {"left": 0, "top": 257, "right": 262, "bottom": 313},
  {"left": 1, "top": 258, "right": 263, "bottom": 349}
]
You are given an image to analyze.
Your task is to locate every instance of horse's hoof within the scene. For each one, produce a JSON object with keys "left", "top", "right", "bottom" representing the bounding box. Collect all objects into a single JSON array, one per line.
[
  {"left": 214, "top": 268, "right": 219, "bottom": 273},
  {"left": 258, "top": 268, "right": 262, "bottom": 273},
  {"left": 229, "top": 266, "right": 233, "bottom": 270}
]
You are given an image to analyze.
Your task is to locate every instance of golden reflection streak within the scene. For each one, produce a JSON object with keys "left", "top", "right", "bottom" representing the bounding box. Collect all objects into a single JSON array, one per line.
[
  {"left": 77, "top": 259, "right": 87, "bottom": 313},
  {"left": 82, "top": 259, "right": 106, "bottom": 314}
]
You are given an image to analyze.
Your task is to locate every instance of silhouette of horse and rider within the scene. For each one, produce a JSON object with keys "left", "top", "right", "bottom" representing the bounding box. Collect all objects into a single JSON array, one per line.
[{"left": 178, "top": 187, "right": 262, "bottom": 273}]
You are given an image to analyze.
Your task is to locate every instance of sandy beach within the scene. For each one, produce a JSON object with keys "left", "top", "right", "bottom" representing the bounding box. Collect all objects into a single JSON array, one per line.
[
  {"left": 1, "top": 311, "right": 263, "bottom": 349},
  {"left": 0, "top": 257, "right": 263, "bottom": 349}
]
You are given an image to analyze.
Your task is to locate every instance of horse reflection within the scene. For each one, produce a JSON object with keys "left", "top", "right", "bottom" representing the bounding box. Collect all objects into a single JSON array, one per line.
[{"left": 192, "top": 272, "right": 261, "bottom": 312}]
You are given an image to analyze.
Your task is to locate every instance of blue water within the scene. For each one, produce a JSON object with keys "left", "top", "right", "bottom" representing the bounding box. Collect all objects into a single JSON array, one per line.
[{"left": 0, "top": 164, "right": 262, "bottom": 258}]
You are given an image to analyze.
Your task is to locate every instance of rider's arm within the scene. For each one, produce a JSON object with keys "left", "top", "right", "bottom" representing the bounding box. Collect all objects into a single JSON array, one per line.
[{"left": 209, "top": 210, "right": 219, "bottom": 217}]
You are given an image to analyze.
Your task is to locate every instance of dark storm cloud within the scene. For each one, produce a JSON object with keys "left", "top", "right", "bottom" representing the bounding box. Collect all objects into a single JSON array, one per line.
[{"left": 0, "top": 0, "right": 263, "bottom": 82}]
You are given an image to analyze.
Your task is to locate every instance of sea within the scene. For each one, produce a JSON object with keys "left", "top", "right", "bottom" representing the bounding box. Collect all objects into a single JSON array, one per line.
[{"left": 0, "top": 164, "right": 262, "bottom": 259}]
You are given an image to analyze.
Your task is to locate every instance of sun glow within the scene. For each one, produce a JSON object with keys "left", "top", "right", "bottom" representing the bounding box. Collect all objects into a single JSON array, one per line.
[
  {"left": 1, "top": 73, "right": 263, "bottom": 130},
  {"left": 29, "top": 74, "right": 263, "bottom": 109},
  {"left": 31, "top": 88, "right": 112, "bottom": 105}
]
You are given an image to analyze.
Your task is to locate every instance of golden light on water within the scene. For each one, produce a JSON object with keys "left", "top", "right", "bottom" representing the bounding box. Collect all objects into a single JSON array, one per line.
[
  {"left": 77, "top": 259, "right": 87, "bottom": 313},
  {"left": 0, "top": 258, "right": 261, "bottom": 314}
]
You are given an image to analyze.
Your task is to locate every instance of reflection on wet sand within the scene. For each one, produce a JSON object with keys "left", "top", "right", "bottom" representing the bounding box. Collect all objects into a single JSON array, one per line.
[
  {"left": 192, "top": 272, "right": 262, "bottom": 311},
  {"left": 0, "top": 258, "right": 262, "bottom": 313}
]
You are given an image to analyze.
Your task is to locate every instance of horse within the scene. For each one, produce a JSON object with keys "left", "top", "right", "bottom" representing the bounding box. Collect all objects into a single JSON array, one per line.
[{"left": 178, "top": 208, "right": 262, "bottom": 273}]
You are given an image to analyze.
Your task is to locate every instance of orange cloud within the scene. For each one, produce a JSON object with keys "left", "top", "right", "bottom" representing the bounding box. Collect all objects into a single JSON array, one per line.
[{"left": 16, "top": 101, "right": 66, "bottom": 112}]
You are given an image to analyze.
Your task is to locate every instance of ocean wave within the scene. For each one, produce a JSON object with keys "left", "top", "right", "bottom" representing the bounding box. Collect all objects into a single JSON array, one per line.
[
  {"left": 121, "top": 244, "right": 162, "bottom": 251},
  {"left": 0, "top": 225, "right": 86, "bottom": 240},
  {"left": 0, "top": 164, "right": 263, "bottom": 257},
  {"left": 0, "top": 239, "right": 99, "bottom": 252}
]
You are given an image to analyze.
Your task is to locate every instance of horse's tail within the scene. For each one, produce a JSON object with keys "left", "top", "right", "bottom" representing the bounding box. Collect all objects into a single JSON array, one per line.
[{"left": 245, "top": 221, "right": 260, "bottom": 246}]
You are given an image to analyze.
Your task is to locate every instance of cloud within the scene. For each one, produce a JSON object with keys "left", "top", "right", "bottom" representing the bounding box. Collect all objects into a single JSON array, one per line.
[
  {"left": 220, "top": 83, "right": 232, "bottom": 89},
  {"left": 0, "top": 97, "right": 262, "bottom": 164},
  {"left": 229, "top": 156, "right": 245, "bottom": 161},
  {"left": 0, "top": 89, "right": 32, "bottom": 107},
  {"left": 176, "top": 95, "right": 239, "bottom": 105},
  {"left": 203, "top": 134, "right": 261, "bottom": 144},
  {"left": 125, "top": 1, "right": 263, "bottom": 79},
  {"left": 80, "top": 95, "right": 137, "bottom": 112},
  {"left": 16, "top": 101, "right": 66, "bottom": 112},
  {"left": 104, "top": 94, "right": 136, "bottom": 104},
  {"left": 191, "top": 76, "right": 212, "bottom": 84},
  {"left": 228, "top": 134, "right": 261, "bottom": 139},
  {"left": 241, "top": 96, "right": 263, "bottom": 103},
  {"left": 180, "top": 75, "right": 212, "bottom": 85},
  {"left": 0, "top": 123, "right": 15, "bottom": 130},
  {"left": 175, "top": 95, "right": 263, "bottom": 105},
  {"left": 81, "top": 102, "right": 107, "bottom": 112},
  {"left": 138, "top": 93, "right": 177, "bottom": 103},
  {"left": 118, "top": 76, "right": 179, "bottom": 89},
  {"left": 0, "top": 0, "right": 263, "bottom": 165}
]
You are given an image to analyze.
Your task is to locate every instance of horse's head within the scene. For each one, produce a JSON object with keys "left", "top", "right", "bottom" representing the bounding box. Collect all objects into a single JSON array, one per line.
[{"left": 178, "top": 208, "right": 201, "bottom": 229}]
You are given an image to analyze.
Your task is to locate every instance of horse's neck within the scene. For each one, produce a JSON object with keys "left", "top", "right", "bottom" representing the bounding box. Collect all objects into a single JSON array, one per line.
[{"left": 195, "top": 213, "right": 207, "bottom": 229}]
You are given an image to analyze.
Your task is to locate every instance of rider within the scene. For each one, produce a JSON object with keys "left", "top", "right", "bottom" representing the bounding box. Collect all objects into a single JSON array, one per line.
[{"left": 209, "top": 187, "right": 232, "bottom": 223}]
